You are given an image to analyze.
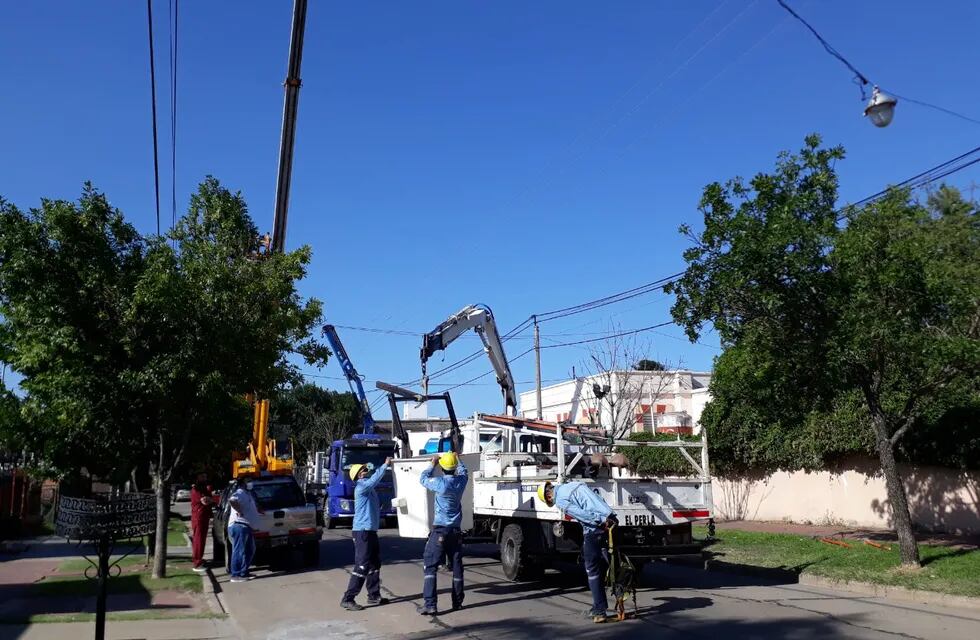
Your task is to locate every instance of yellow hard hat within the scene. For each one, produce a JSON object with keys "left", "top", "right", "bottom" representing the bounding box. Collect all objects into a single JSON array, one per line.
[
  {"left": 438, "top": 452, "right": 458, "bottom": 471},
  {"left": 537, "top": 482, "right": 554, "bottom": 507},
  {"left": 349, "top": 464, "right": 365, "bottom": 482}
]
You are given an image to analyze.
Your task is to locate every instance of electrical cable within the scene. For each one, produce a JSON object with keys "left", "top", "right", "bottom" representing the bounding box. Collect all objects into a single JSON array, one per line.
[
  {"left": 146, "top": 0, "right": 162, "bottom": 235},
  {"left": 169, "top": 0, "right": 179, "bottom": 237}
]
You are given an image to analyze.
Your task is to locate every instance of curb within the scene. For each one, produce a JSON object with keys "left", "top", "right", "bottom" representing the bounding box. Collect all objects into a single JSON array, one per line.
[
  {"left": 798, "top": 573, "right": 980, "bottom": 612},
  {"left": 702, "top": 559, "right": 980, "bottom": 611},
  {"left": 202, "top": 567, "right": 227, "bottom": 615}
]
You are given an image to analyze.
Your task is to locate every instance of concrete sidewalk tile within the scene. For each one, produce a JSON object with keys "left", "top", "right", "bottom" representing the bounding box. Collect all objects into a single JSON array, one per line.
[{"left": 0, "top": 617, "right": 238, "bottom": 640}]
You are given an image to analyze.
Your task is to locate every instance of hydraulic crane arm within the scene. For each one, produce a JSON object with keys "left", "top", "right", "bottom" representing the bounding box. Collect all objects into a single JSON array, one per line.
[
  {"left": 323, "top": 325, "right": 376, "bottom": 434},
  {"left": 421, "top": 304, "right": 517, "bottom": 416}
]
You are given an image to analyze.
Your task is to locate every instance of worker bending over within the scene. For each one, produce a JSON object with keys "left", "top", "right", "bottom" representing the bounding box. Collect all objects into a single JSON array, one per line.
[
  {"left": 539, "top": 481, "right": 618, "bottom": 623},
  {"left": 419, "top": 452, "right": 468, "bottom": 615},
  {"left": 341, "top": 457, "right": 393, "bottom": 611}
]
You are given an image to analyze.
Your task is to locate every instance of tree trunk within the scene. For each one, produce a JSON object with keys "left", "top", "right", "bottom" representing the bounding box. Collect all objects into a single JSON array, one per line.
[
  {"left": 871, "top": 412, "right": 920, "bottom": 568},
  {"left": 152, "top": 476, "right": 170, "bottom": 578}
]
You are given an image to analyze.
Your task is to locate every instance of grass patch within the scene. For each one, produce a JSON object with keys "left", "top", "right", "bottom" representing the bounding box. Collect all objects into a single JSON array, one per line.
[
  {"left": 2, "top": 611, "right": 225, "bottom": 624},
  {"left": 167, "top": 518, "right": 188, "bottom": 547},
  {"left": 33, "top": 561, "right": 203, "bottom": 598},
  {"left": 695, "top": 525, "right": 980, "bottom": 598},
  {"left": 57, "top": 555, "right": 149, "bottom": 573}
]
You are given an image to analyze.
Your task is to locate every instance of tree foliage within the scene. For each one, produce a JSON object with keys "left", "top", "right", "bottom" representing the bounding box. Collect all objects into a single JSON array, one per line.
[
  {"left": 667, "top": 136, "right": 979, "bottom": 565},
  {"left": 269, "top": 383, "right": 362, "bottom": 464},
  {"left": 0, "top": 178, "right": 329, "bottom": 575},
  {"left": 634, "top": 359, "right": 666, "bottom": 371}
]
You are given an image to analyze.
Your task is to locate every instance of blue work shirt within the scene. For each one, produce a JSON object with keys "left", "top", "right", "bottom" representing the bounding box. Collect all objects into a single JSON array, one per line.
[
  {"left": 554, "top": 482, "right": 614, "bottom": 534},
  {"left": 420, "top": 460, "right": 469, "bottom": 528},
  {"left": 352, "top": 463, "right": 389, "bottom": 531}
]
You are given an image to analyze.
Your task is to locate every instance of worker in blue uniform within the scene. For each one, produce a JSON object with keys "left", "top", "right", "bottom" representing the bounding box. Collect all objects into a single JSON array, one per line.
[
  {"left": 340, "top": 456, "right": 393, "bottom": 611},
  {"left": 539, "top": 480, "right": 618, "bottom": 623},
  {"left": 418, "top": 452, "right": 468, "bottom": 615}
]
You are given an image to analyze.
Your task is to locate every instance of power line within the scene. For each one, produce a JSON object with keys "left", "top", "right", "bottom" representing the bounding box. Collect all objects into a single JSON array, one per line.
[
  {"left": 168, "top": 0, "right": 179, "bottom": 236},
  {"left": 146, "top": 0, "right": 162, "bottom": 235},
  {"left": 776, "top": 0, "right": 980, "bottom": 127},
  {"left": 775, "top": 0, "right": 869, "bottom": 85},
  {"left": 536, "top": 273, "right": 683, "bottom": 323},
  {"left": 840, "top": 145, "right": 980, "bottom": 220}
]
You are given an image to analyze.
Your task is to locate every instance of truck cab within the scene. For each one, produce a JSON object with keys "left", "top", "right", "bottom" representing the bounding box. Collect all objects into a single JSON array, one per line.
[{"left": 323, "top": 434, "right": 398, "bottom": 528}]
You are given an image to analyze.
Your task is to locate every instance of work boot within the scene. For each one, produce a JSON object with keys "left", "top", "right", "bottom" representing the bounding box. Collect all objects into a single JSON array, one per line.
[
  {"left": 417, "top": 604, "right": 438, "bottom": 616},
  {"left": 592, "top": 613, "right": 608, "bottom": 624},
  {"left": 450, "top": 599, "right": 463, "bottom": 612},
  {"left": 367, "top": 596, "right": 389, "bottom": 605},
  {"left": 341, "top": 600, "right": 365, "bottom": 612}
]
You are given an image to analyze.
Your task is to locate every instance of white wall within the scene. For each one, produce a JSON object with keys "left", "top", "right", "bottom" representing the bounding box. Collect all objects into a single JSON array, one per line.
[{"left": 712, "top": 460, "right": 980, "bottom": 535}]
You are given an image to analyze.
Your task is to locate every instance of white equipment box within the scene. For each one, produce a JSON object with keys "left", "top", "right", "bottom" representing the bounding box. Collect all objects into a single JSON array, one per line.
[{"left": 391, "top": 453, "right": 479, "bottom": 538}]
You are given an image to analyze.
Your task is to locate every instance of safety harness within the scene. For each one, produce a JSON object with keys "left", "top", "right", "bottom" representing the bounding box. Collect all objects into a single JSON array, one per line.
[{"left": 606, "top": 524, "right": 637, "bottom": 621}]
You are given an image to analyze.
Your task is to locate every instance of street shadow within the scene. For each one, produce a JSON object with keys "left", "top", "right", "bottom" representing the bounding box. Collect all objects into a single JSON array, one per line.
[
  {"left": 650, "top": 559, "right": 802, "bottom": 590},
  {"left": 399, "top": 609, "right": 873, "bottom": 640}
]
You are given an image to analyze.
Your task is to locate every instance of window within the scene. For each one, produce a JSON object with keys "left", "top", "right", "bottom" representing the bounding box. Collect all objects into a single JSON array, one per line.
[
  {"left": 341, "top": 447, "right": 393, "bottom": 472},
  {"left": 247, "top": 480, "right": 305, "bottom": 510},
  {"left": 480, "top": 433, "right": 502, "bottom": 453}
]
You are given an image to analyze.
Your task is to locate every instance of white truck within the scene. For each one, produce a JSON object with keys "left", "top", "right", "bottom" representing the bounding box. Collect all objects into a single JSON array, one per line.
[
  {"left": 385, "top": 302, "right": 714, "bottom": 581},
  {"left": 389, "top": 408, "right": 713, "bottom": 581}
]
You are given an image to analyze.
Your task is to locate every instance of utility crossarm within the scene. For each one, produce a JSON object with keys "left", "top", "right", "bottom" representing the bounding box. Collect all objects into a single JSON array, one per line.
[
  {"left": 323, "top": 324, "right": 376, "bottom": 434},
  {"left": 420, "top": 304, "right": 518, "bottom": 416}
]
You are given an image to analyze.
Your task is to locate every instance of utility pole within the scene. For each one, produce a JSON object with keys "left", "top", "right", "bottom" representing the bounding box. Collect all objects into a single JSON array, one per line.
[
  {"left": 270, "top": 0, "right": 308, "bottom": 253},
  {"left": 534, "top": 315, "right": 542, "bottom": 420}
]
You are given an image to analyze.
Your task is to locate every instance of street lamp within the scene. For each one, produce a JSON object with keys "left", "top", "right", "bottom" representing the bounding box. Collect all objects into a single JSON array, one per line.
[{"left": 864, "top": 86, "right": 898, "bottom": 128}]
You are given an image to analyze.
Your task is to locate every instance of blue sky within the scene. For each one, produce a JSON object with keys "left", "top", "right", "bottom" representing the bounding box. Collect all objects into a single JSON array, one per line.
[{"left": 2, "top": 1, "right": 978, "bottom": 418}]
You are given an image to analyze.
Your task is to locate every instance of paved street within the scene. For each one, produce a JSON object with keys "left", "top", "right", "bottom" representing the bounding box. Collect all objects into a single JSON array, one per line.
[{"left": 214, "top": 528, "right": 980, "bottom": 640}]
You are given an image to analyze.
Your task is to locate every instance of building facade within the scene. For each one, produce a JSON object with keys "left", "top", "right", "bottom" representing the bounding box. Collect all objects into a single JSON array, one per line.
[{"left": 518, "top": 370, "right": 711, "bottom": 435}]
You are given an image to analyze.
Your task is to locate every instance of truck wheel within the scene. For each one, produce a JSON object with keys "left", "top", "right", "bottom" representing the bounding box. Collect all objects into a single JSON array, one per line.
[
  {"left": 211, "top": 532, "right": 225, "bottom": 566},
  {"left": 324, "top": 514, "right": 336, "bottom": 530},
  {"left": 302, "top": 541, "right": 320, "bottom": 567},
  {"left": 500, "top": 523, "right": 541, "bottom": 582}
]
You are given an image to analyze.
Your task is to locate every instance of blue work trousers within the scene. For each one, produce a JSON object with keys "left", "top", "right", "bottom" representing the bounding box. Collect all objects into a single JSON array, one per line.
[
  {"left": 343, "top": 530, "right": 382, "bottom": 602},
  {"left": 228, "top": 523, "right": 255, "bottom": 578},
  {"left": 582, "top": 529, "right": 609, "bottom": 615},
  {"left": 422, "top": 526, "right": 464, "bottom": 609}
]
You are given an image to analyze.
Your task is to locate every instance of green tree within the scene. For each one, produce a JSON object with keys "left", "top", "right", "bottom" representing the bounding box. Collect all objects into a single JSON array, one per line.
[
  {"left": 269, "top": 383, "right": 361, "bottom": 464},
  {"left": 667, "top": 136, "right": 979, "bottom": 567},
  {"left": 0, "top": 179, "right": 329, "bottom": 577},
  {"left": 634, "top": 359, "right": 666, "bottom": 371}
]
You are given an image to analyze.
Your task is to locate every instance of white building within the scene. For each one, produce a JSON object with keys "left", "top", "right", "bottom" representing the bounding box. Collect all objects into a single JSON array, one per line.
[{"left": 518, "top": 370, "right": 711, "bottom": 435}]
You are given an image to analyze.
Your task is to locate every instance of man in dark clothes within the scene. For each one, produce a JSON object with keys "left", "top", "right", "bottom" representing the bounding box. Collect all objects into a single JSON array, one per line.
[{"left": 190, "top": 472, "right": 215, "bottom": 573}]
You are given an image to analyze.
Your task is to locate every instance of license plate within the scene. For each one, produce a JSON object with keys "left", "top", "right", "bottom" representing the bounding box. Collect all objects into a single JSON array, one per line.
[
  {"left": 270, "top": 536, "right": 288, "bottom": 547},
  {"left": 624, "top": 514, "right": 651, "bottom": 526}
]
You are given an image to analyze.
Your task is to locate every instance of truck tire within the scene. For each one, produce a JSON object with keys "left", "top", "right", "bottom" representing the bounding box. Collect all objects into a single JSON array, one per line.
[
  {"left": 324, "top": 513, "right": 336, "bottom": 530},
  {"left": 211, "top": 531, "right": 225, "bottom": 566},
  {"left": 500, "top": 523, "right": 542, "bottom": 582}
]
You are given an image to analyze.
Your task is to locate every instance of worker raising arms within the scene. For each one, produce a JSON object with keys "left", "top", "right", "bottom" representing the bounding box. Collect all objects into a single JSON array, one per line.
[
  {"left": 340, "top": 457, "right": 393, "bottom": 611},
  {"left": 418, "top": 452, "right": 468, "bottom": 615},
  {"left": 539, "top": 481, "right": 618, "bottom": 623}
]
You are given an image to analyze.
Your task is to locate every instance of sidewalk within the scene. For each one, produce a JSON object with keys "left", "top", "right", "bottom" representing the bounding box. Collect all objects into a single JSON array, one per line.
[
  {"left": 0, "top": 617, "right": 238, "bottom": 640},
  {"left": 0, "top": 525, "right": 229, "bottom": 638}
]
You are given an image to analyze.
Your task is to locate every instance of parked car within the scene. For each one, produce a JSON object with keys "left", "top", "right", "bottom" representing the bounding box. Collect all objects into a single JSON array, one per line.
[
  {"left": 172, "top": 485, "right": 192, "bottom": 503},
  {"left": 212, "top": 474, "right": 321, "bottom": 569}
]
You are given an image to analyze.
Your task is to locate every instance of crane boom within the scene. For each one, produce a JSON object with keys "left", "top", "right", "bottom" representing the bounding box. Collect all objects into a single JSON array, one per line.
[
  {"left": 323, "top": 325, "right": 376, "bottom": 434},
  {"left": 421, "top": 304, "right": 517, "bottom": 415},
  {"left": 270, "top": 0, "right": 307, "bottom": 253}
]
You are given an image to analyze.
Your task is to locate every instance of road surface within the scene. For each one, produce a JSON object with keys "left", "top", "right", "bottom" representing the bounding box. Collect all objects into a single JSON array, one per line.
[{"left": 213, "top": 528, "right": 980, "bottom": 640}]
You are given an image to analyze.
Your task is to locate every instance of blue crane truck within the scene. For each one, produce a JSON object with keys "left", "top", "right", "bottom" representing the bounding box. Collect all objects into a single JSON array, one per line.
[{"left": 321, "top": 325, "right": 399, "bottom": 529}]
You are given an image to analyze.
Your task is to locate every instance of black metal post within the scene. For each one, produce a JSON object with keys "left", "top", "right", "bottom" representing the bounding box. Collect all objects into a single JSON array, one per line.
[{"left": 95, "top": 535, "right": 110, "bottom": 640}]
